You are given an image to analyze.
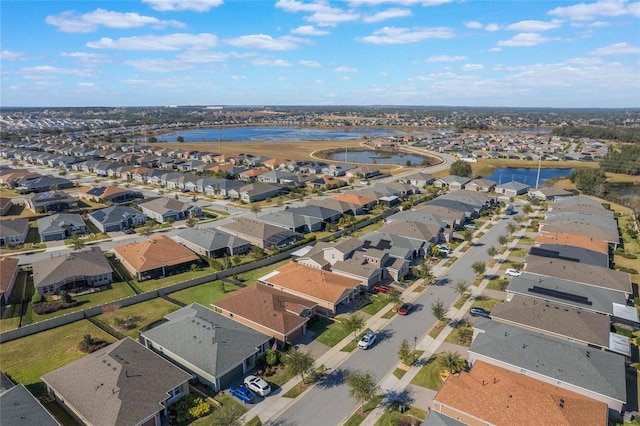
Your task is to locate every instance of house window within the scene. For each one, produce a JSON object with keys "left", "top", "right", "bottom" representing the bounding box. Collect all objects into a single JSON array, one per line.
[{"left": 170, "top": 386, "right": 181, "bottom": 398}]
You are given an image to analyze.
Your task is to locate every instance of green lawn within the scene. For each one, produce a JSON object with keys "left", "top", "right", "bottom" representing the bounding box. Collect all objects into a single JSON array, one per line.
[
  {"left": 361, "top": 294, "right": 391, "bottom": 315},
  {"left": 343, "top": 395, "right": 385, "bottom": 426},
  {"left": 486, "top": 276, "right": 509, "bottom": 291},
  {"left": 444, "top": 321, "right": 473, "bottom": 347},
  {"left": 507, "top": 247, "right": 528, "bottom": 258},
  {"left": 375, "top": 404, "right": 427, "bottom": 426},
  {"left": 169, "top": 279, "right": 240, "bottom": 306},
  {"left": 308, "top": 316, "right": 350, "bottom": 347},
  {"left": 393, "top": 367, "right": 407, "bottom": 379},
  {"left": 282, "top": 380, "right": 310, "bottom": 398},
  {"left": 410, "top": 355, "right": 444, "bottom": 391},
  {"left": 453, "top": 294, "right": 470, "bottom": 309},
  {"left": 0, "top": 320, "right": 117, "bottom": 397},
  {"left": 93, "top": 297, "right": 180, "bottom": 338},
  {"left": 352, "top": 220, "right": 384, "bottom": 238},
  {"left": 471, "top": 296, "right": 503, "bottom": 312},
  {"left": 428, "top": 319, "right": 449, "bottom": 339},
  {"left": 235, "top": 258, "right": 290, "bottom": 285},
  {"left": 442, "top": 256, "right": 458, "bottom": 267},
  {"left": 189, "top": 393, "right": 248, "bottom": 425},
  {"left": 518, "top": 236, "right": 534, "bottom": 245},
  {"left": 136, "top": 268, "right": 214, "bottom": 293}
]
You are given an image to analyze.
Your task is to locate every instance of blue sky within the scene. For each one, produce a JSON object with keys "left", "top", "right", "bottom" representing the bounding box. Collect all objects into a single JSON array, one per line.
[{"left": 1, "top": 0, "right": 639, "bottom": 108}]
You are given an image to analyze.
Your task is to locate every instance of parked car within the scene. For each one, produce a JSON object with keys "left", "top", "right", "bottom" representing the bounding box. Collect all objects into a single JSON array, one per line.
[
  {"left": 397, "top": 303, "right": 413, "bottom": 316},
  {"left": 124, "top": 228, "right": 135, "bottom": 234},
  {"left": 229, "top": 385, "right": 256, "bottom": 404},
  {"left": 436, "top": 244, "right": 452, "bottom": 254},
  {"left": 244, "top": 375, "right": 271, "bottom": 397},
  {"left": 358, "top": 331, "right": 377, "bottom": 349},
  {"left": 470, "top": 307, "right": 491, "bottom": 318},
  {"left": 373, "top": 284, "right": 390, "bottom": 294},
  {"left": 464, "top": 223, "right": 477, "bottom": 230},
  {"left": 505, "top": 268, "right": 522, "bottom": 277}
]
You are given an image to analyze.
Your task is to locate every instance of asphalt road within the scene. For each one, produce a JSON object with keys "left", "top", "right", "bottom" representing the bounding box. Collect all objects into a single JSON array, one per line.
[{"left": 272, "top": 205, "right": 517, "bottom": 426}]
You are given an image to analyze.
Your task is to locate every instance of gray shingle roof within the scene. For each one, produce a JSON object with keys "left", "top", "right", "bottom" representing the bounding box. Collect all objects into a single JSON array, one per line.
[
  {"left": 141, "top": 303, "right": 270, "bottom": 377},
  {"left": 89, "top": 205, "right": 145, "bottom": 225},
  {"left": 177, "top": 227, "right": 249, "bottom": 252},
  {"left": 32, "top": 247, "right": 112, "bottom": 289},
  {"left": 36, "top": 213, "right": 84, "bottom": 235},
  {"left": 470, "top": 320, "right": 626, "bottom": 402},
  {"left": 0, "top": 384, "right": 61, "bottom": 426},
  {"left": 0, "top": 218, "right": 29, "bottom": 238}
]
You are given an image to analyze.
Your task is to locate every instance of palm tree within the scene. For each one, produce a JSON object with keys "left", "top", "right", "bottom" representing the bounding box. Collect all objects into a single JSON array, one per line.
[
  {"left": 431, "top": 299, "right": 447, "bottom": 322},
  {"left": 438, "top": 351, "right": 466, "bottom": 374}
]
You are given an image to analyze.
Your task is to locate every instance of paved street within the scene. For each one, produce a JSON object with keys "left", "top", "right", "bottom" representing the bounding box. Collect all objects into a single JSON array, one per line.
[{"left": 271, "top": 208, "right": 515, "bottom": 426}]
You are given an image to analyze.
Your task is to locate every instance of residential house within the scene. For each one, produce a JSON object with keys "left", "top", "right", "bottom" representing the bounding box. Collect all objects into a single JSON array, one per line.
[
  {"left": 32, "top": 247, "right": 113, "bottom": 296},
  {"left": 79, "top": 186, "right": 143, "bottom": 204},
  {"left": 228, "top": 183, "right": 282, "bottom": 203},
  {"left": 495, "top": 181, "right": 530, "bottom": 197},
  {"left": 15, "top": 176, "right": 74, "bottom": 193},
  {"left": 136, "top": 197, "right": 201, "bottom": 223},
  {"left": 238, "top": 168, "right": 268, "bottom": 181},
  {"left": 204, "top": 179, "right": 244, "bottom": 198},
  {"left": 88, "top": 205, "right": 147, "bottom": 233},
  {"left": 257, "top": 211, "right": 323, "bottom": 234},
  {"left": 528, "top": 187, "right": 574, "bottom": 201},
  {"left": 306, "top": 198, "right": 364, "bottom": 216},
  {"left": 286, "top": 205, "right": 343, "bottom": 225},
  {"left": 258, "top": 262, "right": 361, "bottom": 315},
  {"left": 414, "top": 204, "right": 466, "bottom": 230},
  {"left": 36, "top": 213, "right": 86, "bottom": 242},
  {"left": 331, "top": 192, "right": 377, "bottom": 211},
  {"left": 0, "top": 218, "right": 30, "bottom": 246},
  {"left": 297, "top": 237, "right": 363, "bottom": 268},
  {"left": 0, "top": 169, "right": 41, "bottom": 187},
  {"left": 219, "top": 217, "right": 302, "bottom": 250},
  {"left": 465, "top": 177, "right": 496, "bottom": 192},
  {"left": 140, "top": 303, "right": 270, "bottom": 391},
  {"left": 402, "top": 171, "right": 435, "bottom": 187},
  {"left": 113, "top": 235, "right": 200, "bottom": 281},
  {"left": 42, "top": 338, "right": 191, "bottom": 426},
  {"left": 469, "top": 320, "right": 627, "bottom": 416},
  {"left": 0, "top": 257, "right": 20, "bottom": 306},
  {"left": 0, "top": 197, "right": 13, "bottom": 215},
  {"left": 175, "top": 227, "right": 251, "bottom": 258},
  {"left": 433, "top": 175, "right": 471, "bottom": 190},
  {"left": 0, "top": 383, "right": 61, "bottom": 426},
  {"left": 24, "top": 191, "right": 78, "bottom": 214},
  {"left": 431, "top": 360, "right": 608, "bottom": 426},
  {"left": 213, "top": 285, "right": 316, "bottom": 345}
]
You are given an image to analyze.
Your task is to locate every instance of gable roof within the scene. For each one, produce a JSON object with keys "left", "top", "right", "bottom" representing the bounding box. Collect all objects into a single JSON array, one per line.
[
  {"left": 331, "top": 192, "right": 377, "bottom": 206},
  {"left": 434, "top": 361, "right": 607, "bottom": 426},
  {"left": 141, "top": 303, "right": 270, "bottom": 377},
  {"left": 113, "top": 235, "right": 199, "bottom": 273},
  {"left": 177, "top": 227, "right": 249, "bottom": 252},
  {"left": 36, "top": 213, "right": 84, "bottom": 235},
  {"left": 0, "top": 384, "right": 61, "bottom": 426},
  {"left": 470, "top": 320, "right": 626, "bottom": 402},
  {"left": 32, "top": 247, "right": 112, "bottom": 289},
  {"left": 535, "top": 232, "right": 609, "bottom": 255},
  {"left": 260, "top": 262, "right": 360, "bottom": 305},
  {"left": 0, "top": 257, "right": 19, "bottom": 296},
  {"left": 0, "top": 218, "right": 29, "bottom": 238},
  {"left": 89, "top": 205, "right": 145, "bottom": 224},
  {"left": 213, "top": 285, "right": 315, "bottom": 336},
  {"left": 41, "top": 338, "right": 191, "bottom": 426},
  {"left": 286, "top": 205, "right": 342, "bottom": 221},
  {"left": 136, "top": 197, "right": 195, "bottom": 215},
  {"left": 379, "top": 220, "right": 440, "bottom": 242},
  {"left": 220, "top": 217, "right": 302, "bottom": 247}
]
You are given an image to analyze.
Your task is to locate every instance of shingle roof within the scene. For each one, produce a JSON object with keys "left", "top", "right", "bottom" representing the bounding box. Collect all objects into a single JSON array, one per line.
[
  {"left": 470, "top": 320, "right": 626, "bottom": 402},
  {"left": 176, "top": 227, "right": 249, "bottom": 252},
  {"left": 489, "top": 294, "right": 611, "bottom": 348},
  {"left": 260, "top": 262, "right": 360, "bottom": 305},
  {"left": 220, "top": 217, "right": 301, "bottom": 246},
  {"left": 0, "top": 218, "right": 29, "bottom": 238},
  {"left": 535, "top": 232, "right": 609, "bottom": 255},
  {"left": 136, "top": 196, "right": 195, "bottom": 215},
  {"left": 36, "top": 213, "right": 84, "bottom": 236},
  {"left": 113, "top": 235, "right": 199, "bottom": 273},
  {"left": 434, "top": 361, "right": 608, "bottom": 426},
  {"left": 213, "top": 286, "right": 315, "bottom": 336},
  {"left": 32, "top": 247, "right": 112, "bottom": 289},
  {"left": 141, "top": 303, "right": 270, "bottom": 377},
  {"left": 380, "top": 220, "right": 440, "bottom": 242},
  {"left": 41, "top": 338, "right": 191, "bottom": 426},
  {"left": 0, "top": 257, "right": 19, "bottom": 295},
  {"left": 89, "top": 205, "right": 145, "bottom": 225},
  {"left": 0, "top": 384, "right": 61, "bottom": 426}
]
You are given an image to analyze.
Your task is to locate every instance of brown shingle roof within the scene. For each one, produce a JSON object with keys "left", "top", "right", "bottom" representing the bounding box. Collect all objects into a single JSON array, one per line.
[
  {"left": 434, "top": 361, "right": 607, "bottom": 426},
  {"left": 113, "top": 235, "right": 198, "bottom": 273},
  {"left": 0, "top": 257, "right": 19, "bottom": 295},
  {"left": 332, "top": 193, "right": 376, "bottom": 206},
  {"left": 535, "top": 232, "right": 609, "bottom": 255},
  {"left": 213, "top": 285, "right": 315, "bottom": 336},
  {"left": 261, "top": 262, "right": 360, "bottom": 305}
]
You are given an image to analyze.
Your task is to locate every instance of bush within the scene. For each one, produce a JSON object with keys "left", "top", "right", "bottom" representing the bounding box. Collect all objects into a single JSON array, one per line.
[
  {"left": 616, "top": 266, "right": 638, "bottom": 274},
  {"left": 33, "top": 300, "right": 79, "bottom": 315},
  {"left": 172, "top": 395, "right": 212, "bottom": 423},
  {"left": 618, "top": 252, "right": 638, "bottom": 260},
  {"left": 31, "top": 293, "right": 43, "bottom": 304}
]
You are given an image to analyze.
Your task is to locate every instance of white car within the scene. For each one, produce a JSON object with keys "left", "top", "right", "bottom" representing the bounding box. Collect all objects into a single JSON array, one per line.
[
  {"left": 244, "top": 375, "right": 271, "bottom": 397},
  {"left": 437, "top": 244, "right": 452, "bottom": 254},
  {"left": 505, "top": 268, "right": 522, "bottom": 277},
  {"left": 358, "top": 331, "right": 377, "bottom": 350}
]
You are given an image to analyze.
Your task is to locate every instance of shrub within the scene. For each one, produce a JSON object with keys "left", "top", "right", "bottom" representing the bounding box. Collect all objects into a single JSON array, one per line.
[
  {"left": 616, "top": 266, "right": 639, "bottom": 274},
  {"left": 33, "top": 300, "right": 79, "bottom": 315},
  {"left": 172, "top": 395, "right": 212, "bottom": 423},
  {"left": 618, "top": 252, "right": 638, "bottom": 260},
  {"left": 31, "top": 293, "right": 43, "bottom": 304}
]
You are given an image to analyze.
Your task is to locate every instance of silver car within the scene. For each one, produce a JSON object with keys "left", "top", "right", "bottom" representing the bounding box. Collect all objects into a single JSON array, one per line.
[{"left": 244, "top": 375, "right": 271, "bottom": 397}]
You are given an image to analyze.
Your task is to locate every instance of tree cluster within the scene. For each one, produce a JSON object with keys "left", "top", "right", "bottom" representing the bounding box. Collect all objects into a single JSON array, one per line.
[
  {"left": 552, "top": 125, "right": 640, "bottom": 143},
  {"left": 449, "top": 160, "right": 472, "bottom": 178},
  {"left": 569, "top": 168, "right": 607, "bottom": 196},
  {"left": 600, "top": 145, "right": 640, "bottom": 175}
]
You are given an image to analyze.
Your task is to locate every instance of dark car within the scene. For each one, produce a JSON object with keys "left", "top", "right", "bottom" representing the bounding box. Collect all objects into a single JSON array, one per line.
[
  {"left": 470, "top": 307, "right": 491, "bottom": 318},
  {"left": 397, "top": 303, "right": 413, "bottom": 316},
  {"left": 373, "top": 284, "right": 390, "bottom": 294},
  {"left": 229, "top": 385, "right": 256, "bottom": 404}
]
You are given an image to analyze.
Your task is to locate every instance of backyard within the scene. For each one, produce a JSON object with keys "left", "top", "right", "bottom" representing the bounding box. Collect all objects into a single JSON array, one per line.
[
  {"left": 169, "top": 279, "right": 241, "bottom": 306},
  {"left": 93, "top": 297, "right": 180, "bottom": 338}
]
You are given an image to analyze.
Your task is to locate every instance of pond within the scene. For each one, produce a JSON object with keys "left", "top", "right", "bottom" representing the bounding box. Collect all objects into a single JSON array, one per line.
[
  {"left": 326, "top": 149, "right": 431, "bottom": 165},
  {"left": 155, "top": 126, "right": 403, "bottom": 142},
  {"left": 484, "top": 168, "right": 573, "bottom": 186}
]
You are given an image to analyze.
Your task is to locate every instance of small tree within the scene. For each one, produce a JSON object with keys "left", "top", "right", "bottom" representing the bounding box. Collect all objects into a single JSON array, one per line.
[
  {"left": 251, "top": 204, "right": 261, "bottom": 217},
  {"left": 83, "top": 334, "right": 94, "bottom": 348},
  {"left": 58, "top": 290, "right": 72, "bottom": 304},
  {"left": 471, "top": 261, "right": 486, "bottom": 278},
  {"left": 265, "top": 348, "right": 279, "bottom": 367},
  {"left": 386, "top": 287, "right": 403, "bottom": 309},
  {"left": 140, "top": 224, "right": 154, "bottom": 238},
  {"left": 412, "top": 262, "right": 433, "bottom": 281},
  {"left": 486, "top": 246, "right": 498, "bottom": 257},
  {"left": 431, "top": 299, "right": 447, "bottom": 322},
  {"left": 498, "top": 234, "right": 509, "bottom": 246},
  {"left": 462, "top": 229, "right": 474, "bottom": 244},
  {"left": 454, "top": 280, "right": 469, "bottom": 297},
  {"left": 342, "top": 313, "right": 365, "bottom": 342},
  {"left": 283, "top": 348, "right": 315, "bottom": 384},
  {"left": 506, "top": 222, "right": 518, "bottom": 237},
  {"left": 31, "top": 293, "right": 43, "bottom": 304},
  {"left": 186, "top": 215, "right": 197, "bottom": 227},
  {"left": 69, "top": 233, "right": 85, "bottom": 250},
  {"left": 522, "top": 203, "right": 534, "bottom": 216},
  {"left": 398, "top": 339, "right": 414, "bottom": 365},
  {"left": 346, "top": 370, "right": 379, "bottom": 413}
]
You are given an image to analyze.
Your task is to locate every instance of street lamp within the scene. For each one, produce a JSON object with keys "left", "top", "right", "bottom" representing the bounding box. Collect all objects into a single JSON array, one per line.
[{"left": 413, "top": 336, "right": 418, "bottom": 364}]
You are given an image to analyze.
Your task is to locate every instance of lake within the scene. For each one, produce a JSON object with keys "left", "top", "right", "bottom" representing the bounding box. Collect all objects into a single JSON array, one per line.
[
  {"left": 485, "top": 168, "right": 573, "bottom": 186},
  {"left": 156, "top": 126, "right": 402, "bottom": 142},
  {"left": 327, "top": 149, "right": 430, "bottom": 165}
]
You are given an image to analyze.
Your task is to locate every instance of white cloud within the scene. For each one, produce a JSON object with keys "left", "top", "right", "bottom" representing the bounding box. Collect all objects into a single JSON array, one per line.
[
  {"left": 123, "top": 58, "right": 192, "bottom": 72},
  {"left": 489, "top": 47, "right": 502, "bottom": 52},
  {"left": 60, "top": 51, "right": 109, "bottom": 65},
  {"left": 427, "top": 54, "right": 467, "bottom": 62},
  {"left": 231, "top": 75, "right": 247, "bottom": 79},
  {"left": 363, "top": 8, "right": 412, "bottom": 23},
  {"left": 462, "top": 64, "right": 485, "bottom": 70},
  {"left": 300, "top": 60, "right": 321, "bottom": 67},
  {"left": 76, "top": 82, "right": 96, "bottom": 88},
  {"left": 143, "top": 0, "right": 223, "bottom": 12},
  {"left": 359, "top": 26, "right": 455, "bottom": 44},
  {"left": 224, "top": 34, "right": 307, "bottom": 50},
  {"left": 1, "top": 50, "right": 25, "bottom": 61},
  {"left": 251, "top": 58, "right": 293, "bottom": 66},
  {"left": 20, "top": 65, "right": 93, "bottom": 77},
  {"left": 334, "top": 66, "right": 358, "bottom": 72},
  {"left": 484, "top": 23, "right": 500, "bottom": 32},
  {"left": 276, "top": 0, "right": 332, "bottom": 13},
  {"left": 291, "top": 25, "right": 330, "bottom": 35},
  {"left": 464, "top": 21, "right": 483, "bottom": 29},
  {"left": 177, "top": 50, "right": 229, "bottom": 63},
  {"left": 497, "top": 32, "right": 552, "bottom": 47},
  {"left": 45, "top": 8, "right": 184, "bottom": 33},
  {"left": 506, "top": 19, "right": 563, "bottom": 32},
  {"left": 86, "top": 33, "right": 218, "bottom": 50},
  {"left": 589, "top": 42, "right": 640, "bottom": 55},
  {"left": 548, "top": 0, "right": 636, "bottom": 21},
  {"left": 307, "top": 10, "right": 360, "bottom": 26}
]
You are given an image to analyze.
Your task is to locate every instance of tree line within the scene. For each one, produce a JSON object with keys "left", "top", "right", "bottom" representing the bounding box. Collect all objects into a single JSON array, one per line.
[
  {"left": 600, "top": 145, "right": 640, "bottom": 175},
  {"left": 552, "top": 125, "right": 640, "bottom": 143}
]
